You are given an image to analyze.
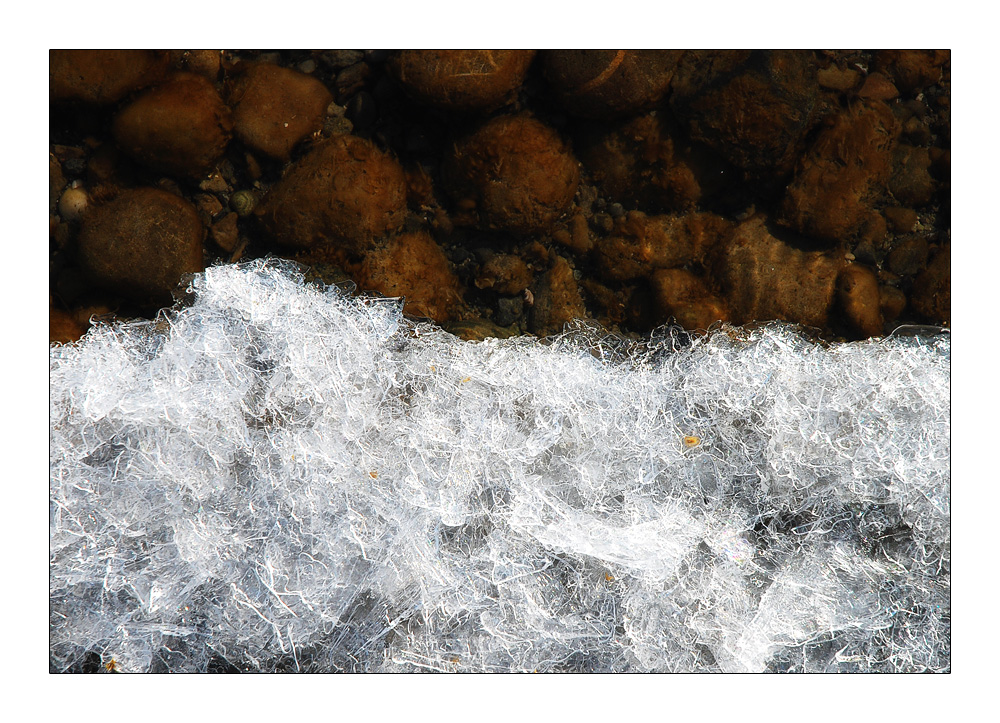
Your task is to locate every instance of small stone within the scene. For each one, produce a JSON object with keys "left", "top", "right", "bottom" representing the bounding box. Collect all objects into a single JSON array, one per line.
[
  {"left": 323, "top": 116, "right": 354, "bottom": 136},
  {"left": 475, "top": 254, "right": 532, "bottom": 295},
  {"left": 210, "top": 211, "right": 239, "bottom": 252},
  {"left": 712, "top": 216, "right": 845, "bottom": 329},
  {"left": 298, "top": 58, "right": 316, "bottom": 74},
  {"left": 608, "top": 202, "right": 625, "bottom": 218},
  {"left": 778, "top": 99, "right": 899, "bottom": 243},
  {"left": 444, "top": 114, "right": 580, "bottom": 235},
  {"left": 910, "top": 247, "right": 950, "bottom": 323},
  {"left": 542, "top": 50, "right": 683, "bottom": 119},
  {"left": 857, "top": 72, "right": 899, "bottom": 101},
  {"left": 255, "top": 134, "right": 407, "bottom": 251},
  {"left": 594, "top": 211, "right": 730, "bottom": 282},
  {"left": 879, "top": 285, "right": 907, "bottom": 326},
  {"left": 883, "top": 206, "right": 918, "bottom": 233},
  {"left": 887, "top": 235, "right": 930, "bottom": 276},
  {"left": 113, "top": 73, "right": 233, "bottom": 178},
  {"left": 227, "top": 63, "right": 333, "bottom": 161},
  {"left": 356, "top": 231, "right": 464, "bottom": 322},
  {"left": 193, "top": 192, "right": 224, "bottom": 221},
  {"left": 321, "top": 50, "right": 365, "bottom": 69},
  {"left": 889, "top": 144, "right": 935, "bottom": 206},
  {"left": 817, "top": 65, "right": 860, "bottom": 92},
  {"left": 837, "top": 264, "right": 884, "bottom": 338},
  {"left": 335, "top": 62, "right": 372, "bottom": 98},
  {"left": 388, "top": 50, "right": 536, "bottom": 113},
  {"left": 575, "top": 113, "right": 703, "bottom": 213},
  {"left": 180, "top": 50, "right": 222, "bottom": 80},
  {"left": 873, "top": 50, "right": 949, "bottom": 94},
  {"left": 529, "top": 255, "right": 587, "bottom": 336},
  {"left": 650, "top": 268, "right": 729, "bottom": 331},
  {"left": 198, "top": 173, "right": 230, "bottom": 194},
  {"left": 50, "top": 50, "right": 169, "bottom": 105},
  {"left": 77, "top": 187, "right": 205, "bottom": 304},
  {"left": 670, "top": 50, "right": 819, "bottom": 179},
  {"left": 494, "top": 295, "right": 525, "bottom": 327}
]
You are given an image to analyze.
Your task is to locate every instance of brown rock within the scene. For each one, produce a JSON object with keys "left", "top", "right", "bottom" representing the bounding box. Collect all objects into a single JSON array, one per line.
[
  {"left": 712, "top": 216, "right": 845, "bottom": 329},
  {"left": 575, "top": 113, "right": 702, "bottom": 212},
  {"left": 475, "top": 254, "right": 532, "bottom": 295},
  {"left": 210, "top": 211, "right": 240, "bottom": 252},
  {"left": 889, "top": 144, "right": 936, "bottom": 207},
  {"left": 594, "top": 211, "right": 731, "bottom": 282},
  {"left": 529, "top": 255, "right": 587, "bottom": 336},
  {"left": 887, "top": 235, "right": 930, "bottom": 276},
  {"left": 444, "top": 114, "right": 579, "bottom": 235},
  {"left": 670, "top": 50, "right": 818, "bottom": 178},
  {"left": 228, "top": 63, "right": 333, "bottom": 160},
  {"left": 817, "top": 65, "right": 860, "bottom": 92},
  {"left": 883, "top": 206, "right": 918, "bottom": 233},
  {"left": 542, "top": 50, "right": 683, "bottom": 119},
  {"left": 879, "top": 285, "right": 907, "bottom": 326},
  {"left": 356, "top": 231, "right": 463, "bottom": 323},
  {"left": 857, "top": 72, "right": 899, "bottom": 101},
  {"left": 873, "top": 50, "right": 949, "bottom": 94},
  {"left": 836, "top": 264, "right": 883, "bottom": 338},
  {"left": 255, "top": 134, "right": 407, "bottom": 251},
  {"left": 50, "top": 307, "right": 87, "bottom": 345},
  {"left": 77, "top": 187, "right": 205, "bottom": 304},
  {"left": 113, "top": 73, "right": 233, "bottom": 178},
  {"left": 910, "top": 247, "right": 950, "bottom": 323},
  {"left": 50, "top": 50, "right": 169, "bottom": 105},
  {"left": 388, "top": 50, "right": 535, "bottom": 113},
  {"left": 778, "top": 100, "right": 899, "bottom": 243},
  {"left": 178, "top": 50, "right": 222, "bottom": 80},
  {"left": 650, "top": 268, "right": 729, "bottom": 331}
]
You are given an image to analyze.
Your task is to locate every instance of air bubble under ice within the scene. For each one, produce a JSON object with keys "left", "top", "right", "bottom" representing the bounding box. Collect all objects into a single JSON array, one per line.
[{"left": 49, "top": 259, "right": 950, "bottom": 672}]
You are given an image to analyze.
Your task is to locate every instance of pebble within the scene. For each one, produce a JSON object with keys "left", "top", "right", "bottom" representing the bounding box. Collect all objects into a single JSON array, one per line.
[
  {"left": 910, "top": 247, "right": 949, "bottom": 324},
  {"left": 335, "top": 62, "right": 372, "bottom": 99},
  {"left": 887, "top": 235, "right": 930, "bottom": 277},
  {"left": 778, "top": 99, "right": 898, "bottom": 243},
  {"left": 255, "top": 134, "right": 407, "bottom": 251},
  {"left": 77, "top": 187, "right": 205, "bottom": 304},
  {"left": 388, "top": 50, "right": 535, "bottom": 113},
  {"left": 475, "top": 254, "right": 532, "bottom": 295},
  {"left": 649, "top": 268, "right": 729, "bottom": 331},
  {"left": 883, "top": 206, "right": 919, "bottom": 233},
  {"left": 322, "top": 50, "right": 365, "bottom": 69},
  {"left": 210, "top": 212, "right": 240, "bottom": 252},
  {"left": 528, "top": 255, "right": 587, "bottom": 336},
  {"left": 356, "top": 231, "right": 464, "bottom": 322},
  {"left": 228, "top": 63, "right": 333, "bottom": 160},
  {"left": 542, "top": 50, "right": 682, "bottom": 119},
  {"left": 670, "top": 50, "right": 818, "bottom": 178},
  {"left": 50, "top": 50, "right": 169, "bottom": 104},
  {"left": 575, "top": 113, "right": 701, "bottom": 213},
  {"left": 889, "top": 144, "right": 936, "bottom": 206},
  {"left": 113, "top": 73, "right": 233, "bottom": 178},
  {"left": 713, "top": 216, "right": 844, "bottom": 330},
  {"left": 444, "top": 114, "right": 579, "bottom": 235},
  {"left": 836, "top": 264, "right": 884, "bottom": 338}
]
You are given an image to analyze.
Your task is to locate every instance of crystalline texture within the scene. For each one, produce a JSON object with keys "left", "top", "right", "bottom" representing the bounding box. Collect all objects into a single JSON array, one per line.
[{"left": 49, "top": 259, "right": 950, "bottom": 672}]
